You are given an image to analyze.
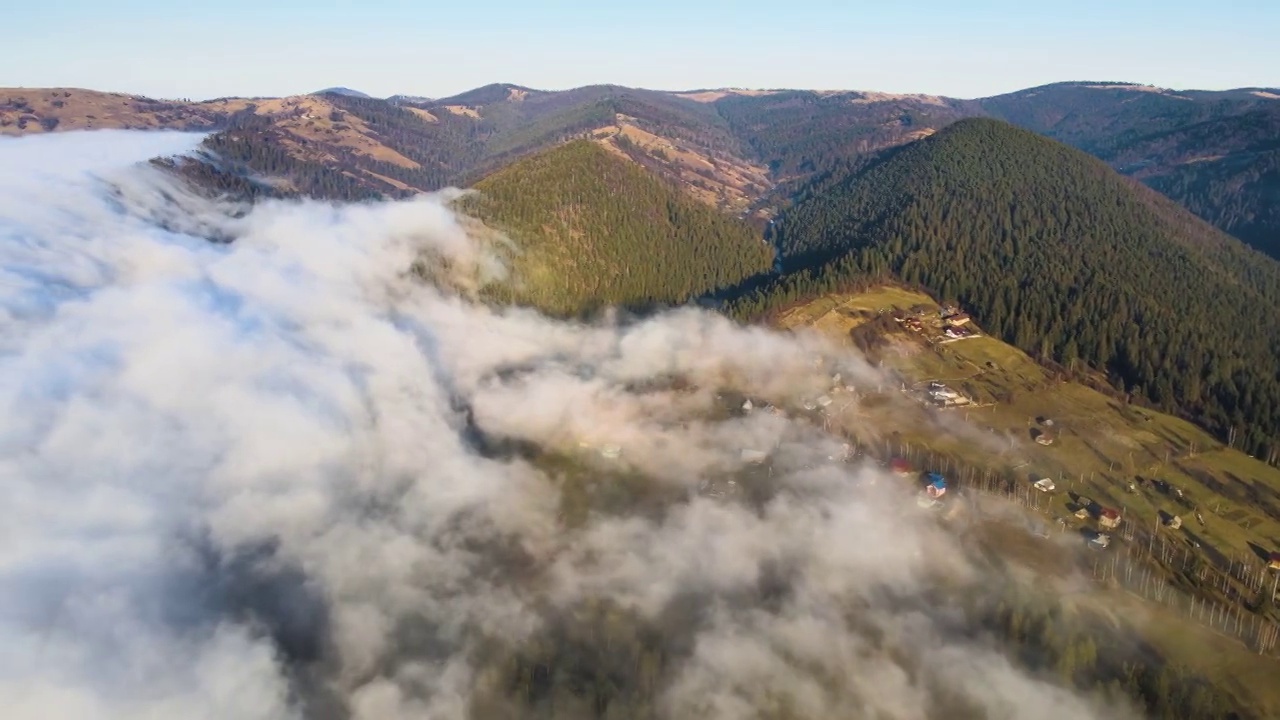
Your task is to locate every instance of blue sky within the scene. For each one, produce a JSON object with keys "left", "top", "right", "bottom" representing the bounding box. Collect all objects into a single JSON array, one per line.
[{"left": 4, "top": 1, "right": 1276, "bottom": 100}]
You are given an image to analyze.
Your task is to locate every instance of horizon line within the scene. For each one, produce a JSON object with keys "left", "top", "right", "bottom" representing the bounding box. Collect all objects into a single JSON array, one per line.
[{"left": 4, "top": 79, "right": 1280, "bottom": 104}]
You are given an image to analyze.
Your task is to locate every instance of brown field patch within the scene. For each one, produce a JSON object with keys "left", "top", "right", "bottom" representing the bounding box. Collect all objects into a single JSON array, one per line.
[
  {"left": 406, "top": 107, "right": 438, "bottom": 123},
  {"left": 1, "top": 87, "right": 223, "bottom": 135},
  {"left": 849, "top": 91, "right": 951, "bottom": 107},
  {"left": 361, "top": 170, "right": 416, "bottom": 192},
  {"left": 674, "top": 89, "right": 781, "bottom": 103},
  {"left": 442, "top": 105, "right": 481, "bottom": 119},
  {"left": 1, "top": 89, "right": 421, "bottom": 170},
  {"left": 591, "top": 116, "right": 770, "bottom": 213}
]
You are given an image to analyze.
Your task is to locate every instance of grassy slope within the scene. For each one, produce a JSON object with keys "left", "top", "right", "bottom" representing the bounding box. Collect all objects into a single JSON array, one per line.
[
  {"left": 461, "top": 141, "right": 774, "bottom": 315},
  {"left": 776, "top": 287, "right": 1280, "bottom": 569}
]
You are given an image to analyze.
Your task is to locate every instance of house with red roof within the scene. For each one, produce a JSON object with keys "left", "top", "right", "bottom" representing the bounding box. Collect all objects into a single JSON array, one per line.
[{"left": 1099, "top": 508, "right": 1122, "bottom": 529}]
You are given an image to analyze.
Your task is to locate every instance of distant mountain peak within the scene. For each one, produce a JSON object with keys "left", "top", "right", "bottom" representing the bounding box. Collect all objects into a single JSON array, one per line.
[
  {"left": 431, "top": 83, "right": 540, "bottom": 107},
  {"left": 314, "top": 87, "right": 372, "bottom": 99}
]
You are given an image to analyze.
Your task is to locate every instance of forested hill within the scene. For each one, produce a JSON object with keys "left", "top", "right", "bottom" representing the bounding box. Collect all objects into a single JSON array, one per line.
[
  {"left": 459, "top": 141, "right": 774, "bottom": 316},
  {"left": 730, "top": 118, "right": 1280, "bottom": 459}
]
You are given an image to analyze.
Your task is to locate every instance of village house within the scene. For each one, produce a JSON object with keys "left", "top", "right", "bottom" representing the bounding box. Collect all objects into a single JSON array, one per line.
[
  {"left": 944, "top": 312, "right": 972, "bottom": 327},
  {"left": 930, "top": 386, "right": 959, "bottom": 400},
  {"left": 1099, "top": 508, "right": 1123, "bottom": 529},
  {"left": 1269, "top": 552, "right": 1280, "bottom": 571},
  {"left": 925, "top": 473, "right": 947, "bottom": 498}
]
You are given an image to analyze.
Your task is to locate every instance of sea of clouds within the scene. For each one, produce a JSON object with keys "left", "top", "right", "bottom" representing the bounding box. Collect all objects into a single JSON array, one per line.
[{"left": 0, "top": 130, "right": 1132, "bottom": 720}]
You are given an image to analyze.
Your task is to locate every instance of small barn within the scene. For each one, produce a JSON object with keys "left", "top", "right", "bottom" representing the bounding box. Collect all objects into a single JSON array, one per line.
[{"left": 1269, "top": 552, "right": 1280, "bottom": 571}]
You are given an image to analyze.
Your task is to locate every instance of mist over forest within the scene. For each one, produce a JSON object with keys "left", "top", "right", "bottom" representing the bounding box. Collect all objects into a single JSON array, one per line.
[{"left": 0, "top": 131, "right": 1250, "bottom": 720}]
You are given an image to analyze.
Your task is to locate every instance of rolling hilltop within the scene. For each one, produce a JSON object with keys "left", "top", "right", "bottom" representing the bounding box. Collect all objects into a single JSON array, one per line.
[
  {"left": 410, "top": 83, "right": 770, "bottom": 213},
  {"left": 977, "top": 81, "right": 1280, "bottom": 153},
  {"left": 731, "top": 118, "right": 1280, "bottom": 460},
  {"left": 460, "top": 141, "right": 773, "bottom": 316},
  {"left": 87, "top": 83, "right": 772, "bottom": 213}
]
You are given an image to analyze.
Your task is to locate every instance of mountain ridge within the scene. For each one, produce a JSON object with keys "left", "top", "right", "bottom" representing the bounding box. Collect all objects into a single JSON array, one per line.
[
  {"left": 313, "top": 86, "right": 373, "bottom": 98},
  {"left": 4, "top": 80, "right": 1277, "bottom": 255}
]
